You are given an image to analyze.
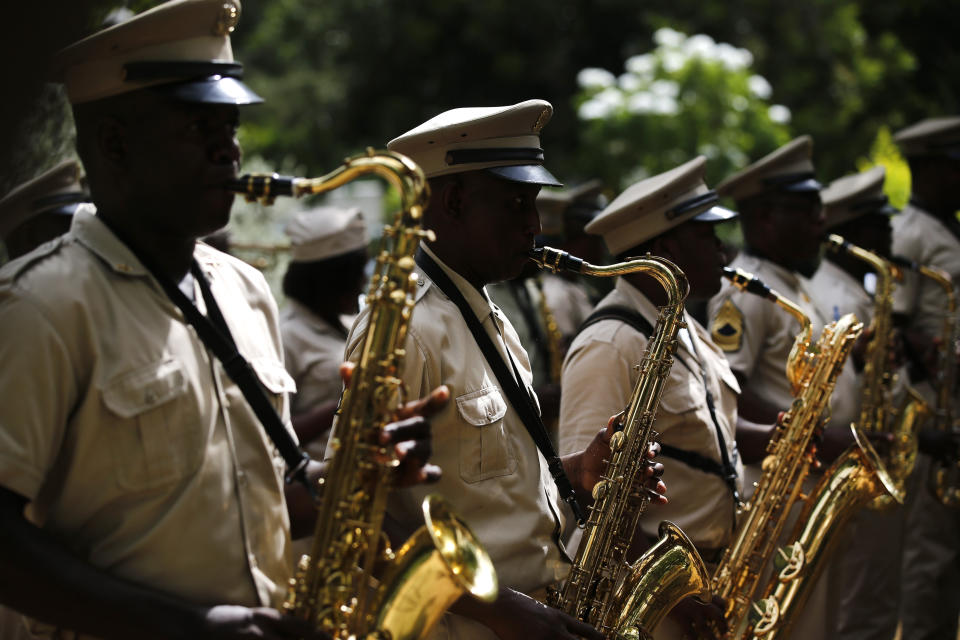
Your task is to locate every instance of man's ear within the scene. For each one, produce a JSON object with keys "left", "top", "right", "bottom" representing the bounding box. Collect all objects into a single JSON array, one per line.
[
  {"left": 439, "top": 178, "right": 463, "bottom": 218},
  {"left": 97, "top": 115, "right": 127, "bottom": 168}
]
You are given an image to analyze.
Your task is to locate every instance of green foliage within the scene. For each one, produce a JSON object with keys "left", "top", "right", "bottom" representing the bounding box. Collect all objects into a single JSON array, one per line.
[
  {"left": 856, "top": 127, "right": 910, "bottom": 209},
  {"left": 573, "top": 29, "right": 791, "bottom": 190}
]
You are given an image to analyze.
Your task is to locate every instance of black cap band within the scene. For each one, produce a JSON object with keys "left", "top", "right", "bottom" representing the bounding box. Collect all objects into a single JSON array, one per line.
[
  {"left": 666, "top": 190, "right": 719, "bottom": 220},
  {"left": 445, "top": 147, "right": 545, "bottom": 166},
  {"left": 124, "top": 61, "right": 244, "bottom": 83}
]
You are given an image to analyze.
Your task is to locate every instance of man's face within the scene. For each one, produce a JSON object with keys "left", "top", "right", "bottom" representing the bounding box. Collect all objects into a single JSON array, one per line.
[
  {"left": 123, "top": 96, "right": 241, "bottom": 240},
  {"left": 456, "top": 171, "right": 542, "bottom": 285},
  {"left": 765, "top": 191, "right": 825, "bottom": 276},
  {"left": 661, "top": 221, "right": 726, "bottom": 301},
  {"left": 843, "top": 213, "right": 892, "bottom": 258}
]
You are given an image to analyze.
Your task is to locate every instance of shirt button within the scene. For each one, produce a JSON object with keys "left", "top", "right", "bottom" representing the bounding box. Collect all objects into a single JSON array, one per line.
[{"left": 417, "top": 278, "right": 425, "bottom": 287}]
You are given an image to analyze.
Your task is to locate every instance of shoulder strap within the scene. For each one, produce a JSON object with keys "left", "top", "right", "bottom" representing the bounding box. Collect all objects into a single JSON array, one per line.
[
  {"left": 415, "top": 248, "right": 585, "bottom": 525},
  {"left": 578, "top": 304, "right": 692, "bottom": 373}
]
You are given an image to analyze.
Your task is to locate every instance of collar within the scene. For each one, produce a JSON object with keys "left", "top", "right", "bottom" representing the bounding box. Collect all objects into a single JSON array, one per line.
[
  {"left": 615, "top": 278, "right": 699, "bottom": 357},
  {"left": 418, "top": 242, "right": 495, "bottom": 323},
  {"left": 72, "top": 205, "right": 151, "bottom": 277}
]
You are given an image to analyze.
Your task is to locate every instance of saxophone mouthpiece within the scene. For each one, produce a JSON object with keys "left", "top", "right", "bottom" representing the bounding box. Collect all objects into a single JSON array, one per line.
[
  {"left": 722, "top": 266, "right": 775, "bottom": 301},
  {"left": 228, "top": 173, "right": 299, "bottom": 204},
  {"left": 528, "top": 246, "right": 585, "bottom": 275},
  {"left": 888, "top": 254, "right": 918, "bottom": 271}
]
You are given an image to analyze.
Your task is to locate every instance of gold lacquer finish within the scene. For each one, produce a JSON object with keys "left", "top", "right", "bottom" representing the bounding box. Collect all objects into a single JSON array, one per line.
[
  {"left": 708, "top": 267, "right": 863, "bottom": 639},
  {"left": 748, "top": 425, "right": 901, "bottom": 640},
  {"left": 890, "top": 257, "right": 960, "bottom": 508},
  {"left": 532, "top": 247, "right": 711, "bottom": 640},
  {"left": 229, "top": 150, "right": 498, "bottom": 639},
  {"left": 825, "top": 235, "right": 930, "bottom": 509}
]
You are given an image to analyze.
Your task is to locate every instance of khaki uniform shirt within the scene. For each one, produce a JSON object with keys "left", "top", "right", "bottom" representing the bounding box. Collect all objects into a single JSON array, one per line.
[
  {"left": 339, "top": 244, "right": 571, "bottom": 640},
  {"left": 559, "top": 279, "right": 744, "bottom": 549},
  {"left": 892, "top": 203, "right": 960, "bottom": 338},
  {"left": 707, "top": 253, "right": 828, "bottom": 418},
  {"left": 280, "top": 300, "right": 346, "bottom": 458},
  {"left": 0, "top": 208, "right": 296, "bottom": 638},
  {"left": 803, "top": 259, "right": 867, "bottom": 431}
]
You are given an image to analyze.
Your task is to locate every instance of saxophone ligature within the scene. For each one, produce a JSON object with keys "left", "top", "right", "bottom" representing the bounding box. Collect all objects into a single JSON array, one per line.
[
  {"left": 530, "top": 246, "right": 712, "bottom": 640},
  {"left": 889, "top": 255, "right": 960, "bottom": 508},
  {"left": 230, "top": 149, "right": 498, "bottom": 640},
  {"left": 824, "top": 235, "right": 930, "bottom": 509},
  {"left": 708, "top": 267, "right": 863, "bottom": 639}
]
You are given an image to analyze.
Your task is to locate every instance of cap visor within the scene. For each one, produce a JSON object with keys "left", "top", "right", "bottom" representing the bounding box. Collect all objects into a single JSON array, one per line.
[
  {"left": 780, "top": 177, "right": 822, "bottom": 193},
  {"left": 693, "top": 205, "right": 738, "bottom": 223},
  {"left": 486, "top": 164, "right": 562, "bottom": 187},
  {"left": 160, "top": 76, "right": 263, "bottom": 105}
]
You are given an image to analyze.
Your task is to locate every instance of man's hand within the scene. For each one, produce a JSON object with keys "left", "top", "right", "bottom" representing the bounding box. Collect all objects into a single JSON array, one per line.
[
  {"left": 382, "top": 384, "right": 449, "bottom": 486},
  {"left": 564, "top": 412, "right": 667, "bottom": 507},
  {"left": 200, "top": 605, "right": 329, "bottom": 639},
  {"left": 668, "top": 595, "right": 727, "bottom": 639},
  {"left": 339, "top": 362, "right": 448, "bottom": 487},
  {"left": 472, "top": 588, "right": 603, "bottom": 640}
]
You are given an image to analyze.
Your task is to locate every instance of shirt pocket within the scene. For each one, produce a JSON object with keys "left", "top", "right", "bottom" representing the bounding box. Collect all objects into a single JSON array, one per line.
[
  {"left": 101, "top": 358, "right": 202, "bottom": 491},
  {"left": 456, "top": 386, "right": 517, "bottom": 483},
  {"left": 657, "top": 371, "right": 705, "bottom": 417},
  {"left": 250, "top": 357, "right": 297, "bottom": 416}
]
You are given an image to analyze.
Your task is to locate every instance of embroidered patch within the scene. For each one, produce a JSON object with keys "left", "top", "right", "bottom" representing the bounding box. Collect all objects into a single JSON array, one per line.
[{"left": 711, "top": 299, "right": 744, "bottom": 352}]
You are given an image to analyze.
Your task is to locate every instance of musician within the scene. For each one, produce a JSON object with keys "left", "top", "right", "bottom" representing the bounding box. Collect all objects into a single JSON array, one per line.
[
  {"left": 281, "top": 205, "right": 368, "bottom": 457},
  {"left": 891, "top": 116, "right": 960, "bottom": 640},
  {"left": 0, "top": 1, "right": 438, "bottom": 637},
  {"left": 705, "top": 135, "right": 853, "bottom": 640},
  {"left": 340, "top": 99, "right": 666, "bottom": 640},
  {"left": 559, "top": 156, "right": 750, "bottom": 639},
  {"left": 804, "top": 166, "right": 905, "bottom": 640},
  {"left": 0, "top": 160, "right": 87, "bottom": 263}
]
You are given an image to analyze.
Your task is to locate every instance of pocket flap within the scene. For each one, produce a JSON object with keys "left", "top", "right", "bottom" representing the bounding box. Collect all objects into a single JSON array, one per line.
[
  {"left": 456, "top": 386, "right": 508, "bottom": 426},
  {"left": 102, "top": 359, "right": 187, "bottom": 418},
  {"left": 251, "top": 357, "right": 297, "bottom": 394}
]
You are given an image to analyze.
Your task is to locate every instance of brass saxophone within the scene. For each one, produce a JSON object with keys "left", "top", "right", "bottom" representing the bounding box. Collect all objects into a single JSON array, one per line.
[
  {"left": 530, "top": 247, "right": 712, "bottom": 640},
  {"left": 709, "top": 267, "right": 863, "bottom": 639},
  {"left": 230, "top": 149, "right": 498, "bottom": 640},
  {"left": 824, "top": 235, "right": 930, "bottom": 508},
  {"left": 748, "top": 426, "right": 901, "bottom": 639},
  {"left": 889, "top": 256, "right": 960, "bottom": 507}
]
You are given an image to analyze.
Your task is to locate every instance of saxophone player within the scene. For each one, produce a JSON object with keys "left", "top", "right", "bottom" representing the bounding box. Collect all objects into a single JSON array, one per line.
[
  {"left": 559, "top": 156, "right": 755, "bottom": 639},
  {"left": 339, "top": 99, "right": 666, "bottom": 640},
  {"left": 891, "top": 116, "right": 960, "bottom": 640},
  {"left": 0, "top": 2, "right": 439, "bottom": 636},
  {"left": 705, "top": 136, "right": 859, "bottom": 640},
  {"left": 804, "top": 165, "right": 904, "bottom": 640}
]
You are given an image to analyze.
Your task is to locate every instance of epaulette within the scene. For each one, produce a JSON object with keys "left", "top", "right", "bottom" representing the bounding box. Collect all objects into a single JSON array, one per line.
[{"left": 0, "top": 235, "right": 68, "bottom": 286}]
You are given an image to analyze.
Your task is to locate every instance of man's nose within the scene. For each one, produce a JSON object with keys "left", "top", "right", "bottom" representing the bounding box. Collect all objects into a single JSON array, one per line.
[{"left": 211, "top": 128, "right": 241, "bottom": 166}]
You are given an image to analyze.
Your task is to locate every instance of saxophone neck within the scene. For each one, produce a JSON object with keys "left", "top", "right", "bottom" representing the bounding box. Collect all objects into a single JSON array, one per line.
[
  {"left": 531, "top": 246, "right": 689, "bottom": 307},
  {"left": 721, "top": 266, "right": 812, "bottom": 387}
]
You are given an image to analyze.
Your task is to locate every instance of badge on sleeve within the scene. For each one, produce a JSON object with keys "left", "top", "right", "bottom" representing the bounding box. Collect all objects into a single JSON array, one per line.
[{"left": 711, "top": 299, "right": 744, "bottom": 352}]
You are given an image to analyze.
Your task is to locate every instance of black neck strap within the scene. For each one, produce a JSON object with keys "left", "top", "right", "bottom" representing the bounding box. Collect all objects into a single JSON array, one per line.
[
  {"left": 415, "top": 248, "right": 585, "bottom": 525},
  {"left": 104, "top": 232, "right": 312, "bottom": 495}
]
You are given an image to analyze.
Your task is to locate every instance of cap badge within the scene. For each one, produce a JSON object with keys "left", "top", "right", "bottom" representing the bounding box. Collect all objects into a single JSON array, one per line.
[
  {"left": 532, "top": 108, "right": 550, "bottom": 133},
  {"left": 215, "top": 3, "right": 239, "bottom": 36},
  {"left": 711, "top": 298, "right": 744, "bottom": 352}
]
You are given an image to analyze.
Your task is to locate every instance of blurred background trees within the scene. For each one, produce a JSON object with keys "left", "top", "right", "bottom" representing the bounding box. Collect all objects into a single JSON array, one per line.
[{"left": 1, "top": 0, "right": 956, "bottom": 270}]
